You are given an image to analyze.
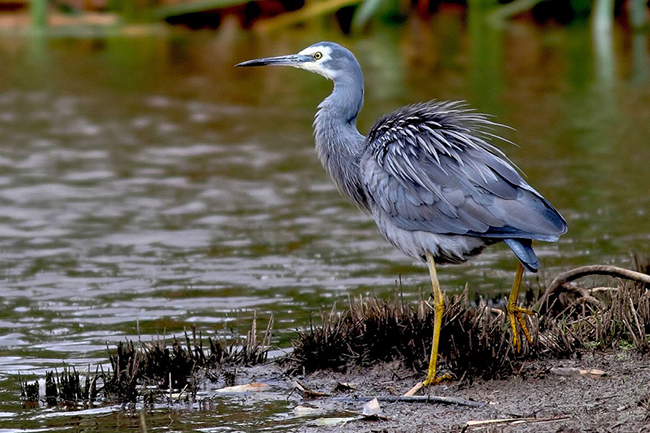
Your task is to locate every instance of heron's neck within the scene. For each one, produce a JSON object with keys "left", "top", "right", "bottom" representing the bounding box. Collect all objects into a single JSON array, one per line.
[{"left": 313, "top": 74, "right": 368, "bottom": 210}]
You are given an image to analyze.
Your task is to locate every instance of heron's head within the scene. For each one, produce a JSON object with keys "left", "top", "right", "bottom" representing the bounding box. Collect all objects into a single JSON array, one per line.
[{"left": 236, "top": 42, "right": 360, "bottom": 82}]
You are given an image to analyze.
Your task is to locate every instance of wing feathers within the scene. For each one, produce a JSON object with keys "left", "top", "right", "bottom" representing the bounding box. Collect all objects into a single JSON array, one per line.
[{"left": 363, "top": 100, "right": 567, "bottom": 243}]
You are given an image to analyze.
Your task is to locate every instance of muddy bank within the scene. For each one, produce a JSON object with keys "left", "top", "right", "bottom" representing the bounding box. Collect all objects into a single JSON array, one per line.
[{"left": 288, "top": 352, "right": 650, "bottom": 431}]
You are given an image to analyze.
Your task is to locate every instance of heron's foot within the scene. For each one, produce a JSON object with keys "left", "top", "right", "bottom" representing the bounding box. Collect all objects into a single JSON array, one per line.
[
  {"left": 507, "top": 305, "right": 535, "bottom": 352},
  {"left": 404, "top": 372, "right": 453, "bottom": 396},
  {"left": 423, "top": 371, "right": 453, "bottom": 386}
]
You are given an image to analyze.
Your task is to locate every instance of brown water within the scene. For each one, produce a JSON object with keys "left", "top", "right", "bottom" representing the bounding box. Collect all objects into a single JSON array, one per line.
[{"left": 0, "top": 15, "right": 649, "bottom": 431}]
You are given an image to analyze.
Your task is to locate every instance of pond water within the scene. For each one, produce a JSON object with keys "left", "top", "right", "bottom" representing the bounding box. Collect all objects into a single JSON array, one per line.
[{"left": 0, "top": 13, "right": 649, "bottom": 431}]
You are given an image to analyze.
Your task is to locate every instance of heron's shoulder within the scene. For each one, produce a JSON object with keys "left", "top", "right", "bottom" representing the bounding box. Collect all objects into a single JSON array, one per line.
[{"left": 366, "top": 100, "right": 508, "bottom": 161}]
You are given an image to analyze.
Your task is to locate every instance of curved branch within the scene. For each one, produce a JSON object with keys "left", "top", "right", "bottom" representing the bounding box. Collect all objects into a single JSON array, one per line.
[{"left": 545, "top": 265, "right": 650, "bottom": 299}]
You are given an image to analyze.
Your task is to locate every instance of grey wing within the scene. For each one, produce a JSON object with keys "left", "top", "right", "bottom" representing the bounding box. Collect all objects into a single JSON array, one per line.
[{"left": 363, "top": 100, "right": 567, "bottom": 244}]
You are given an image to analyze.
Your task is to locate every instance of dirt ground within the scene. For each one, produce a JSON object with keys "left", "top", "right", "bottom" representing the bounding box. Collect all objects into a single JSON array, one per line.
[{"left": 287, "top": 351, "right": 650, "bottom": 432}]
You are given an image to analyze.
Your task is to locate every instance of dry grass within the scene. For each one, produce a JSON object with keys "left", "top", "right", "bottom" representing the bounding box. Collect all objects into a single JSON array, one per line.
[
  {"left": 289, "top": 293, "right": 517, "bottom": 380},
  {"left": 290, "top": 278, "right": 650, "bottom": 381},
  {"left": 20, "top": 318, "right": 274, "bottom": 408},
  {"left": 538, "top": 280, "right": 650, "bottom": 355}
]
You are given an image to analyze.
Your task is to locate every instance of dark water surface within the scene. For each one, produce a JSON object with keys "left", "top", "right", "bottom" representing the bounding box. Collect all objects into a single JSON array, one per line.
[{"left": 0, "top": 15, "right": 649, "bottom": 430}]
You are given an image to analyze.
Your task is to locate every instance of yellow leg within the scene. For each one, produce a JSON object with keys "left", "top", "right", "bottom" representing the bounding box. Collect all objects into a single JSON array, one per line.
[
  {"left": 507, "top": 262, "right": 535, "bottom": 352},
  {"left": 423, "top": 252, "right": 451, "bottom": 386}
]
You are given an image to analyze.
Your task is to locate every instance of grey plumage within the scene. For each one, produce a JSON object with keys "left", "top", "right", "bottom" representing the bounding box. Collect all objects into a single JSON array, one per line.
[
  {"left": 236, "top": 41, "right": 567, "bottom": 273},
  {"left": 362, "top": 100, "right": 565, "bottom": 271}
]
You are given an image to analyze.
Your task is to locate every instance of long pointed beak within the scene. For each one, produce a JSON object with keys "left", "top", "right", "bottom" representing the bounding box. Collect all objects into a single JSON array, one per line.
[{"left": 236, "top": 54, "right": 310, "bottom": 68}]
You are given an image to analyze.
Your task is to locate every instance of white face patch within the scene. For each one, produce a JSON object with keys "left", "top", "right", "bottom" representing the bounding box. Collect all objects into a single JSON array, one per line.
[{"left": 297, "top": 45, "right": 337, "bottom": 80}]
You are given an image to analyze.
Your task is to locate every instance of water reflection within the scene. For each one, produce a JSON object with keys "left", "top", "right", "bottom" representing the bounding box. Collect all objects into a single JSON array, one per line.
[{"left": 0, "top": 14, "right": 649, "bottom": 429}]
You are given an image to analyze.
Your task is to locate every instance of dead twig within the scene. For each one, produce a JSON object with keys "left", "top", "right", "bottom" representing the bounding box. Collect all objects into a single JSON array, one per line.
[
  {"left": 589, "top": 287, "right": 618, "bottom": 294},
  {"left": 333, "top": 394, "right": 485, "bottom": 408},
  {"left": 378, "top": 395, "right": 484, "bottom": 407},
  {"left": 541, "top": 265, "right": 650, "bottom": 302},
  {"left": 549, "top": 367, "right": 606, "bottom": 378},
  {"left": 462, "top": 416, "right": 571, "bottom": 431},
  {"left": 403, "top": 381, "right": 423, "bottom": 397},
  {"left": 629, "top": 297, "right": 645, "bottom": 342},
  {"left": 544, "top": 265, "right": 650, "bottom": 301},
  {"left": 547, "top": 282, "right": 605, "bottom": 312},
  {"left": 294, "top": 380, "right": 330, "bottom": 398}
]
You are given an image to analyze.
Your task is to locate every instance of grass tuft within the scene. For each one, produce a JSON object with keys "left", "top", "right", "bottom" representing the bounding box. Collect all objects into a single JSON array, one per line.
[
  {"left": 20, "top": 317, "right": 273, "bottom": 408},
  {"left": 290, "top": 277, "right": 650, "bottom": 381}
]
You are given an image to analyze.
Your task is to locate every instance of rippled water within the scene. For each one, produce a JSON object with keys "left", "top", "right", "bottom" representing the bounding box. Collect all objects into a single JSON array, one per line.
[{"left": 0, "top": 15, "right": 649, "bottom": 431}]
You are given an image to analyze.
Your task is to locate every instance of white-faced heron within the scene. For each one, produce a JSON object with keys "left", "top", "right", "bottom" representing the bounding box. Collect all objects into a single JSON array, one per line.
[{"left": 236, "top": 42, "right": 567, "bottom": 387}]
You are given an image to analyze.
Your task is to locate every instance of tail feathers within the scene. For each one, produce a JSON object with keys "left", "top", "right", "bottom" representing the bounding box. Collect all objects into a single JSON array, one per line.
[{"left": 503, "top": 238, "right": 540, "bottom": 273}]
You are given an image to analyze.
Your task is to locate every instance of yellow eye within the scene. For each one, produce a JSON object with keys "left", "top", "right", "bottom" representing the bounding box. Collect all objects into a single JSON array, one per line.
[{"left": 313, "top": 52, "right": 322, "bottom": 60}]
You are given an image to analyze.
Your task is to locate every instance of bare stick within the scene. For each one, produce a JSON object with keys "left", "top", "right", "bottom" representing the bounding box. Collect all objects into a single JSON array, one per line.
[
  {"left": 334, "top": 394, "right": 484, "bottom": 408},
  {"left": 544, "top": 265, "right": 650, "bottom": 300},
  {"left": 558, "top": 282, "right": 605, "bottom": 308},
  {"left": 463, "top": 416, "right": 570, "bottom": 431},
  {"left": 403, "top": 381, "right": 423, "bottom": 397}
]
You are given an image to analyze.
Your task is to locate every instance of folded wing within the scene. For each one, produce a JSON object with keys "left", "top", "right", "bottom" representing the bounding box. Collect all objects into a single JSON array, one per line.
[{"left": 362, "top": 100, "right": 567, "bottom": 270}]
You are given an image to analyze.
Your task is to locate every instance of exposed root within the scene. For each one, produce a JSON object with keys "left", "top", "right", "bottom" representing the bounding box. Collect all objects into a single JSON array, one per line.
[{"left": 543, "top": 264, "right": 650, "bottom": 302}]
